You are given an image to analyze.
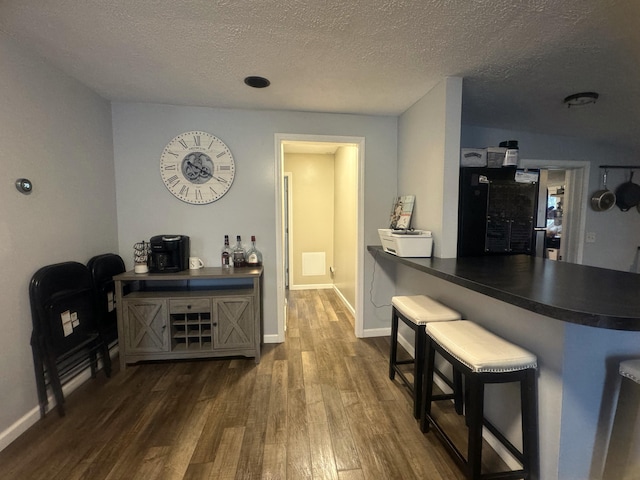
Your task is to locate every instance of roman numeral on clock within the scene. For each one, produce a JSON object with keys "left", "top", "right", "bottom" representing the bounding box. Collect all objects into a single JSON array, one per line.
[
  {"left": 178, "top": 139, "right": 188, "bottom": 149},
  {"left": 166, "top": 175, "right": 179, "bottom": 186}
]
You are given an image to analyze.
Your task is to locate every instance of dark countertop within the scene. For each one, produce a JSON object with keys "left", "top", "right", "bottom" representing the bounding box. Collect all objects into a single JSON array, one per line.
[{"left": 368, "top": 245, "right": 640, "bottom": 331}]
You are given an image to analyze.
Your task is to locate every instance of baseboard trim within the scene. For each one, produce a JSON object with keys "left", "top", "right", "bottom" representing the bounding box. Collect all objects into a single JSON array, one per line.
[
  {"left": 289, "top": 284, "right": 333, "bottom": 290},
  {"left": 361, "top": 327, "right": 391, "bottom": 338},
  {"left": 0, "top": 405, "right": 41, "bottom": 453},
  {"left": 263, "top": 333, "right": 282, "bottom": 344},
  {"left": 332, "top": 285, "right": 355, "bottom": 316}
]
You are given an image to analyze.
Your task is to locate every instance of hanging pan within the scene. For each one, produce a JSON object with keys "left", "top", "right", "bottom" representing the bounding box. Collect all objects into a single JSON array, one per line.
[
  {"left": 591, "top": 170, "right": 616, "bottom": 211},
  {"left": 616, "top": 170, "right": 640, "bottom": 211}
]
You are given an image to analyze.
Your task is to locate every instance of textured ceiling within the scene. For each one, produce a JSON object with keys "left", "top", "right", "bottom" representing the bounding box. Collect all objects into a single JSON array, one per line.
[{"left": 1, "top": 0, "right": 639, "bottom": 150}]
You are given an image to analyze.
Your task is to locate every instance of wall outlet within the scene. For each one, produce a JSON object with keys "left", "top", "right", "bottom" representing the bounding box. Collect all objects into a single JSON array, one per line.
[{"left": 586, "top": 232, "right": 596, "bottom": 243}]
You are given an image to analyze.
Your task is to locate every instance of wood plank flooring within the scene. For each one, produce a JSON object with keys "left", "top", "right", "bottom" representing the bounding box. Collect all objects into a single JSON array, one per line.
[{"left": 0, "top": 289, "right": 506, "bottom": 479}]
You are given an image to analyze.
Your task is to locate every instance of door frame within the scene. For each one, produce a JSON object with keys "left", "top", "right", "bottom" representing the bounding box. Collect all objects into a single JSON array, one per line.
[
  {"left": 520, "top": 158, "right": 590, "bottom": 264},
  {"left": 283, "top": 172, "right": 292, "bottom": 290},
  {"left": 274, "top": 133, "right": 365, "bottom": 342}
]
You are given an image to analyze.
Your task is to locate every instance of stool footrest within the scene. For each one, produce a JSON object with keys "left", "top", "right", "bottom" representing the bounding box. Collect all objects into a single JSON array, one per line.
[
  {"left": 483, "top": 419, "right": 524, "bottom": 465},
  {"left": 395, "top": 359, "right": 414, "bottom": 366},
  {"left": 424, "top": 412, "right": 529, "bottom": 480},
  {"left": 393, "top": 369, "right": 415, "bottom": 395}
]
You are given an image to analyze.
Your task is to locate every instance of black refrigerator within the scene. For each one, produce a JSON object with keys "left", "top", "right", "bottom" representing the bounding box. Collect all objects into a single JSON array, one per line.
[{"left": 457, "top": 167, "right": 539, "bottom": 257}]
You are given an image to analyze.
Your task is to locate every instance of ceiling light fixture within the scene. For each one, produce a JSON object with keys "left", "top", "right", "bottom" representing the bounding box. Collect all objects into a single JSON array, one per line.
[
  {"left": 563, "top": 92, "right": 599, "bottom": 108},
  {"left": 244, "top": 76, "right": 270, "bottom": 88}
]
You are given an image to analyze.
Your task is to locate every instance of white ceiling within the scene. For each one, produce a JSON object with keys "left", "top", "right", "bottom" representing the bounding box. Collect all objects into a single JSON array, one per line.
[{"left": 1, "top": 0, "right": 639, "bottom": 150}]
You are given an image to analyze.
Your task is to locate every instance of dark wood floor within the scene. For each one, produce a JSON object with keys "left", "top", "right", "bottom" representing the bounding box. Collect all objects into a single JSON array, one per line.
[{"left": 0, "top": 289, "right": 505, "bottom": 479}]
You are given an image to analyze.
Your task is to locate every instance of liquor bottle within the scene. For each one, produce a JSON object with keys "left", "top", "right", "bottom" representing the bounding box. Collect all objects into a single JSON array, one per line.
[
  {"left": 232, "top": 235, "right": 246, "bottom": 268},
  {"left": 246, "top": 235, "right": 263, "bottom": 267},
  {"left": 221, "top": 235, "right": 232, "bottom": 269}
]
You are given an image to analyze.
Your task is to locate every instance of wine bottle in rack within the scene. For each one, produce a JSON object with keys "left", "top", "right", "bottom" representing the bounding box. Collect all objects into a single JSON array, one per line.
[
  {"left": 246, "top": 235, "right": 263, "bottom": 267},
  {"left": 232, "top": 235, "right": 246, "bottom": 268},
  {"left": 221, "top": 235, "right": 232, "bottom": 269}
]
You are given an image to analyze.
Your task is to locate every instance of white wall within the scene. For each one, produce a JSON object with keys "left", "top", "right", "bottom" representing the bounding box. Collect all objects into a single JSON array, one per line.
[
  {"left": 461, "top": 125, "right": 640, "bottom": 272},
  {"left": 111, "top": 103, "right": 398, "bottom": 338},
  {"left": 333, "top": 146, "right": 358, "bottom": 309},
  {"left": 392, "top": 77, "right": 463, "bottom": 353},
  {"left": 398, "top": 77, "right": 462, "bottom": 258},
  {"left": 0, "top": 33, "right": 117, "bottom": 443}
]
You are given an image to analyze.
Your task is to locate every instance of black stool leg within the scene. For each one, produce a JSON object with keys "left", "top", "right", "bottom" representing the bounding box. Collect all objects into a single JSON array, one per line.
[
  {"left": 389, "top": 307, "right": 399, "bottom": 380},
  {"left": 466, "top": 375, "right": 484, "bottom": 479},
  {"left": 413, "top": 325, "right": 426, "bottom": 419},
  {"left": 420, "top": 339, "right": 436, "bottom": 433},
  {"left": 454, "top": 369, "right": 464, "bottom": 415},
  {"left": 521, "top": 368, "right": 539, "bottom": 480}
]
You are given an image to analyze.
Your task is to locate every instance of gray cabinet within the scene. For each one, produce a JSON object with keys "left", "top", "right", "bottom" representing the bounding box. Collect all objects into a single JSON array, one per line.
[{"left": 114, "top": 267, "right": 263, "bottom": 370}]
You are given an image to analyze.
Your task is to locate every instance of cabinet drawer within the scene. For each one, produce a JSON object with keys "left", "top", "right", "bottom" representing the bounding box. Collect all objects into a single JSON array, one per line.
[{"left": 169, "top": 298, "right": 211, "bottom": 314}]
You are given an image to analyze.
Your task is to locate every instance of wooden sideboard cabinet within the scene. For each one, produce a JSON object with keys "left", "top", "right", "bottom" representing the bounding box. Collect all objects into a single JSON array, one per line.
[{"left": 114, "top": 267, "right": 263, "bottom": 370}]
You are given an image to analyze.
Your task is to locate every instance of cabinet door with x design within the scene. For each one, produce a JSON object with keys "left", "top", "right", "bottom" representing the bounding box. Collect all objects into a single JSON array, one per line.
[
  {"left": 123, "top": 297, "right": 169, "bottom": 353},
  {"left": 214, "top": 296, "right": 254, "bottom": 350}
]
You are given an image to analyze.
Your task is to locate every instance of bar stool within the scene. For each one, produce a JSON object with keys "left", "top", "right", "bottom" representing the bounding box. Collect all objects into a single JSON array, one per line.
[
  {"left": 389, "top": 295, "right": 461, "bottom": 418},
  {"left": 420, "top": 320, "right": 538, "bottom": 480},
  {"left": 602, "top": 359, "right": 640, "bottom": 480}
]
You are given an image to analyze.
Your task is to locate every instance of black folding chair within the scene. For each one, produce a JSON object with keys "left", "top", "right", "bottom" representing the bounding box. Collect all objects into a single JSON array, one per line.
[
  {"left": 29, "top": 261, "right": 111, "bottom": 417},
  {"left": 87, "top": 253, "right": 126, "bottom": 348}
]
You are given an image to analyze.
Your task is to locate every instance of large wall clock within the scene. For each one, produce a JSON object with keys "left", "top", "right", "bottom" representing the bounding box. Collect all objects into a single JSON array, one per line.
[{"left": 160, "top": 131, "right": 235, "bottom": 204}]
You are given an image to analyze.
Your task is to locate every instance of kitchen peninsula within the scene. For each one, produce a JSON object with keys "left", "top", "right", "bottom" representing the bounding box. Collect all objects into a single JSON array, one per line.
[{"left": 369, "top": 246, "right": 640, "bottom": 480}]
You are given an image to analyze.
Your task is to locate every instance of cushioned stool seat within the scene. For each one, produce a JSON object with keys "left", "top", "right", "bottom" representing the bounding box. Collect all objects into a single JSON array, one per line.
[
  {"left": 389, "top": 295, "right": 461, "bottom": 418},
  {"left": 620, "top": 359, "right": 640, "bottom": 383},
  {"left": 421, "top": 320, "right": 538, "bottom": 480},
  {"left": 393, "top": 295, "right": 462, "bottom": 324}
]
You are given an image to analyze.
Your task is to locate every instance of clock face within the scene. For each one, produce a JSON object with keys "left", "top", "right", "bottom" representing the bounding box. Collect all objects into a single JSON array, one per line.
[{"left": 160, "top": 131, "right": 235, "bottom": 204}]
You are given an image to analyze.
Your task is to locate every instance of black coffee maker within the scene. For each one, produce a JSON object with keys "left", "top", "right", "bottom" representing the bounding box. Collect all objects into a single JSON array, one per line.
[{"left": 148, "top": 235, "right": 190, "bottom": 272}]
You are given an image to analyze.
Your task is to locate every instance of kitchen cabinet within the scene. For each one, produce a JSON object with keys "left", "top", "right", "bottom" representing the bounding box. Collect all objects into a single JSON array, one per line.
[{"left": 114, "top": 267, "right": 263, "bottom": 370}]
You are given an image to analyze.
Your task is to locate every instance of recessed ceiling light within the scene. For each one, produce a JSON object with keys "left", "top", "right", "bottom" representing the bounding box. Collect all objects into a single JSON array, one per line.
[
  {"left": 244, "top": 76, "right": 270, "bottom": 88},
  {"left": 563, "top": 92, "right": 599, "bottom": 108}
]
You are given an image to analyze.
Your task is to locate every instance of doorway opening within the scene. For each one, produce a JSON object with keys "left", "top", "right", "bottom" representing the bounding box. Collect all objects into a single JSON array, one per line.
[
  {"left": 275, "top": 134, "right": 365, "bottom": 342},
  {"left": 521, "top": 159, "right": 590, "bottom": 264}
]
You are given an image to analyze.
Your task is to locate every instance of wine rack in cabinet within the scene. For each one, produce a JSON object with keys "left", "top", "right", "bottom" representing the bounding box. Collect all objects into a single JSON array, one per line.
[
  {"left": 169, "top": 298, "right": 213, "bottom": 352},
  {"left": 114, "top": 267, "right": 263, "bottom": 370}
]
